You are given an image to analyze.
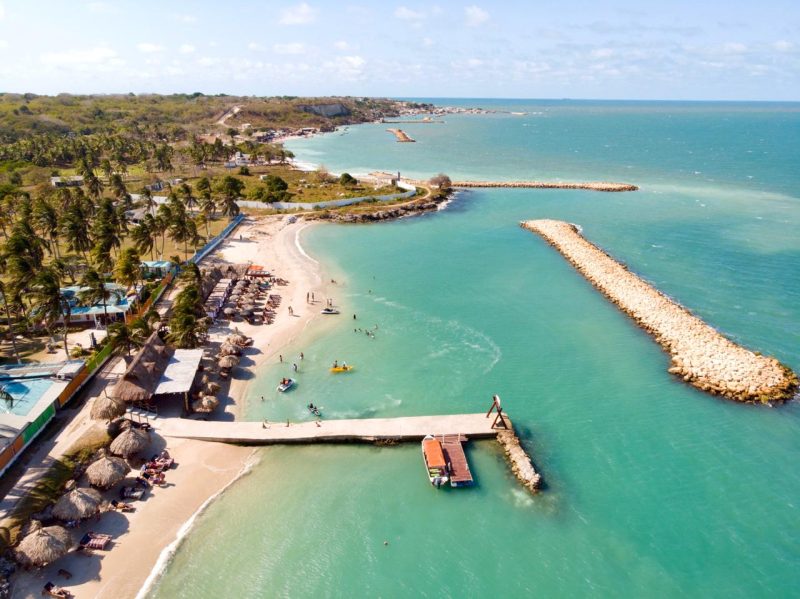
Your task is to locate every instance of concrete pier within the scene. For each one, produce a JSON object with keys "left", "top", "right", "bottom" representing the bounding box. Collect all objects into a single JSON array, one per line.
[
  {"left": 159, "top": 413, "right": 499, "bottom": 444},
  {"left": 453, "top": 181, "right": 638, "bottom": 192},
  {"left": 521, "top": 219, "right": 798, "bottom": 403}
]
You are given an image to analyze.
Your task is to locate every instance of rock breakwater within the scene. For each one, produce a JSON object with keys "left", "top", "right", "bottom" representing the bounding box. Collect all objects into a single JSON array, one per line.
[
  {"left": 454, "top": 181, "right": 638, "bottom": 192},
  {"left": 386, "top": 128, "right": 415, "bottom": 142},
  {"left": 521, "top": 219, "right": 798, "bottom": 404},
  {"left": 496, "top": 418, "right": 542, "bottom": 493}
]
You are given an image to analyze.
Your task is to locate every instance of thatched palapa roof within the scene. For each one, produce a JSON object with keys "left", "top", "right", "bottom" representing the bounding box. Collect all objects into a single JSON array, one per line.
[
  {"left": 218, "top": 355, "right": 239, "bottom": 369},
  {"left": 110, "top": 427, "right": 149, "bottom": 457},
  {"left": 52, "top": 487, "right": 102, "bottom": 521},
  {"left": 90, "top": 395, "right": 127, "bottom": 421},
  {"left": 15, "top": 525, "right": 72, "bottom": 567},
  {"left": 86, "top": 455, "right": 131, "bottom": 489},
  {"left": 111, "top": 331, "right": 172, "bottom": 403}
]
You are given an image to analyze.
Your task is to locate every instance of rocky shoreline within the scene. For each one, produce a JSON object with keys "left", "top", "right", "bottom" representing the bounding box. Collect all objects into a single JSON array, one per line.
[
  {"left": 313, "top": 190, "right": 452, "bottom": 223},
  {"left": 454, "top": 181, "right": 638, "bottom": 192},
  {"left": 496, "top": 420, "right": 542, "bottom": 493},
  {"left": 521, "top": 219, "right": 798, "bottom": 404}
]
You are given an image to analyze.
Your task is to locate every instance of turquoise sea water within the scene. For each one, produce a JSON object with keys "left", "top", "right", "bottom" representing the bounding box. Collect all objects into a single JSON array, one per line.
[{"left": 153, "top": 101, "right": 800, "bottom": 598}]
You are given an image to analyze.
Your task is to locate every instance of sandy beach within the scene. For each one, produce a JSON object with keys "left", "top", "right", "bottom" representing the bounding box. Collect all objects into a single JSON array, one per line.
[{"left": 11, "top": 215, "right": 331, "bottom": 598}]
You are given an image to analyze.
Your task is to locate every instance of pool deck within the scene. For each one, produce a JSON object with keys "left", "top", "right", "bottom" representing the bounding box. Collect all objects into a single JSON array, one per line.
[{"left": 158, "top": 413, "right": 500, "bottom": 444}]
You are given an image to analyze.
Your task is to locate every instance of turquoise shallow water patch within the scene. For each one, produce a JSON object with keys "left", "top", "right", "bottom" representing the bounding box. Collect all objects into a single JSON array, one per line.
[{"left": 153, "top": 101, "right": 800, "bottom": 598}]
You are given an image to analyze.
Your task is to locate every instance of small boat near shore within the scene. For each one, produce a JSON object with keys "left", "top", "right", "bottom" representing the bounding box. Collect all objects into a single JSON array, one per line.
[
  {"left": 321, "top": 307, "right": 340, "bottom": 315},
  {"left": 277, "top": 378, "right": 295, "bottom": 392},
  {"left": 422, "top": 434, "right": 449, "bottom": 488},
  {"left": 330, "top": 365, "right": 354, "bottom": 373},
  {"left": 307, "top": 403, "right": 321, "bottom": 416}
]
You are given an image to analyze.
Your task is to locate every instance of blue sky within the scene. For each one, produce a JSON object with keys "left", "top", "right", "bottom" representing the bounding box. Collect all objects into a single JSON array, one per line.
[{"left": 0, "top": 0, "right": 797, "bottom": 100}]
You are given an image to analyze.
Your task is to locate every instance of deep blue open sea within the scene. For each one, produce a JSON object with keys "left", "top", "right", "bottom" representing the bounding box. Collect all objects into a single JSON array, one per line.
[{"left": 153, "top": 100, "right": 800, "bottom": 598}]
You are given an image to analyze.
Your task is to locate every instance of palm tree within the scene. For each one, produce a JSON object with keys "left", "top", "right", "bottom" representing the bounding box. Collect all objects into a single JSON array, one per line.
[
  {"left": 215, "top": 176, "right": 243, "bottom": 217},
  {"left": 114, "top": 247, "right": 141, "bottom": 290},
  {"left": 178, "top": 183, "right": 197, "bottom": 212},
  {"left": 61, "top": 203, "right": 92, "bottom": 260},
  {"left": 0, "top": 281, "right": 21, "bottom": 364},
  {"left": 32, "top": 197, "right": 61, "bottom": 259},
  {"left": 130, "top": 216, "right": 156, "bottom": 261},
  {"left": 29, "top": 267, "right": 71, "bottom": 358},
  {"left": 106, "top": 321, "right": 134, "bottom": 356},
  {"left": 79, "top": 269, "right": 123, "bottom": 329},
  {"left": 155, "top": 203, "right": 173, "bottom": 258}
]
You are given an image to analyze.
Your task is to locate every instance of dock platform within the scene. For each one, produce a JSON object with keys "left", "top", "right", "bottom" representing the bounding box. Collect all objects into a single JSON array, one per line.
[
  {"left": 437, "top": 434, "right": 474, "bottom": 486},
  {"left": 159, "top": 413, "right": 498, "bottom": 445}
]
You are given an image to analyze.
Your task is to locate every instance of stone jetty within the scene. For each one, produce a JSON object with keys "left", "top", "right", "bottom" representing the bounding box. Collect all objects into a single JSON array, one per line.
[
  {"left": 521, "top": 219, "right": 798, "bottom": 404},
  {"left": 386, "top": 128, "right": 415, "bottom": 142},
  {"left": 496, "top": 418, "right": 542, "bottom": 493},
  {"left": 454, "top": 181, "right": 638, "bottom": 192}
]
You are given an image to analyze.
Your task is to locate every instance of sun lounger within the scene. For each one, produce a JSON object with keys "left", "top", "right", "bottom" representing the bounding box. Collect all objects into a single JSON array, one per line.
[
  {"left": 79, "top": 532, "right": 112, "bottom": 551},
  {"left": 110, "top": 499, "right": 135, "bottom": 512},
  {"left": 120, "top": 486, "right": 146, "bottom": 500},
  {"left": 42, "top": 581, "right": 71, "bottom": 598}
]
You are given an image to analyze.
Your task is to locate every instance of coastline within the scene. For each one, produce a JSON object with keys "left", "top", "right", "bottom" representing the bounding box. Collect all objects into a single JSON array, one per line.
[{"left": 10, "top": 215, "right": 333, "bottom": 599}]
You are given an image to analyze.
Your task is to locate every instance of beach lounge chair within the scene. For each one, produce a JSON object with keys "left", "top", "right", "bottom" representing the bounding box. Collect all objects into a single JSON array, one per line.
[
  {"left": 79, "top": 532, "right": 113, "bottom": 551},
  {"left": 110, "top": 499, "right": 135, "bottom": 512},
  {"left": 42, "top": 581, "right": 71, "bottom": 598},
  {"left": 120, "top": 486, "right": 146, "bottom": 500}
]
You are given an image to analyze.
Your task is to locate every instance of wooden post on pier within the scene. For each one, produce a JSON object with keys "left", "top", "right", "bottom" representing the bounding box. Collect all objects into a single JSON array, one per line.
[{"left": 486, "top": 394, "right": 508, "bottom": 429}]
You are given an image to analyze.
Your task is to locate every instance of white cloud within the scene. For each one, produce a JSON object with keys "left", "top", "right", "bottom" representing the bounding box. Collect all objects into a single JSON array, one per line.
[
  {"left": 179, "top": 44, "right": 195, "bottom": 54},
  {"left": 464, "top": 5, "right": 488, "bottom": 27},
  {"left": 722, "top": 42, "right": 747, "bottom": 54},
  {"left": 137, "top": 42, "right": 164, "bottom": 54},
  {"left": 0, "top": 2, "right": 5, "bottom": 19},
  {"left": 274, "top": 43, "right": 306, "bottom": 55},
  {"left": 422, "top": 37, "right": 434, "bottom": 47},
  {"left": 197, "top": 57, "right": 221, "bottom": 67},
  {"left": 394, "top": 6, "right": 424, "bottom": 20},
  {"left": 280, "top": 2, "right": 316, "bottom": 25},
  {"left": 41, "top": 46, "right": 118, "bottom": 66},
  {"left": 248, "top": 42, "right": 266, "bottom": 51},
  {"left": 334, "top": 40, "right": 350, "bottom": 51},
  {"left": 324, "top": 55, "right": 366, "bottom": 80},
  {"left": 590, "top": 48, "right": 614, "bottom": 59},
  {"left": 772, "top": 40, "right": 793, "bottom": 52},
  {"left": 176, "top": 14, "right": 197, "bottom": 23}
]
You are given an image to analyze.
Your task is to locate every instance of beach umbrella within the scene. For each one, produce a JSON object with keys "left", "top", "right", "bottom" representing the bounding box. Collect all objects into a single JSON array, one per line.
[
  {"left": 52, "top": 487, "right": 102, "bottom": 521},
  {"left": 206, "top": 381, "right": 221, "bottom": 394},
  {"left": 85, "top": 455, "right": 131, "bottom": 490},
  {"left": 228, "top": 333, "right": 248, "bottom": 346},
  {"left": 218, "top": 355, "right": 239, "bottom": 369},
  {"left": 109, "top": 427, "right": 149, "bottom": 457},
  {"left": 90, "top": 395, "right": 127, "bottom": 422},
  {"left": 15, "top": 525, "right": 72, "bottom": 567},
  {"left": 219, "top": 342, "right": 240, "bottom": 356}
]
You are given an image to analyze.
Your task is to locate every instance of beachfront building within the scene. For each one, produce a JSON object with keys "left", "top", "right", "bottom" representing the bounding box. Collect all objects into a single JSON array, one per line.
[
  {"left": 50, "top": 175, "right": 84, "bottom": 188},
  {"left": 0, "top": 360, "right": 87, "bottom": 475},
  {"left": 111, "top": 332, "right": 204, "bottom": 412},
  {"left": 141, "top": 260, "right": 174, "bottom": 279},
  {"left": 58, "top": 284, "right": 139, "bottom": 328}
]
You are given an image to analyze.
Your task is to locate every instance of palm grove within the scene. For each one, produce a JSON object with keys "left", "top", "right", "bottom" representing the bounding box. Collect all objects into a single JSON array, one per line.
[{"left": 0, "top": 128, "right": 280, "bottom": 362}]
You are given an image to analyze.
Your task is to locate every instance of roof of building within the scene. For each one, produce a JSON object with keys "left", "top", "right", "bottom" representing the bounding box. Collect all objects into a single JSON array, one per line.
[{"left": 153, "top": 349, "right": 204, "bottom": 396}]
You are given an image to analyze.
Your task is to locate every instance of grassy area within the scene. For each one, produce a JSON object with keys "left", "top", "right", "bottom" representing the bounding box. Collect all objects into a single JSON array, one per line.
[{"left": 0, "top": 427, "right": 110, "bottom": 549}]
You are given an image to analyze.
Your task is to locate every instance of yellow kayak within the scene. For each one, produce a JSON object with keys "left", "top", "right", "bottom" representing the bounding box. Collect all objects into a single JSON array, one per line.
[{"left": 330, "top": 365, "right": 354, "bottom": 373}]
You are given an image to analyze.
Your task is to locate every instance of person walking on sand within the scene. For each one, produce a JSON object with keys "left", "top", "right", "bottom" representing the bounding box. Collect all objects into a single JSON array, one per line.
[
  {"left": 288, "top": 306, "right": 293, "bottom": 316},
  {"left": 279, "top": 354, "right": 283, "bottom": 362},
  {"left": 306, "top": 292, "right": 309, "bottom": 303}
]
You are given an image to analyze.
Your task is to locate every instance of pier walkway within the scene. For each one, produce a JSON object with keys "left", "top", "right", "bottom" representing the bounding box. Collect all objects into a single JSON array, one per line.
[{"left": 158, "top": 413, "right": 499, "bottom": 444}]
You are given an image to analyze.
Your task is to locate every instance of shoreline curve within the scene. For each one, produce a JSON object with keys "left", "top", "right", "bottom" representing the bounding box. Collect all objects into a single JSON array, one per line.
[{"left": 521, "top": 219, "right": 798, "bottom": 404}]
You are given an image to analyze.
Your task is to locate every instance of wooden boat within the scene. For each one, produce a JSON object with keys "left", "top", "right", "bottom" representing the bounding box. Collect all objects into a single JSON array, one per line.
[
  {"left": 330, "top": 365, "right": 354, "bottom": 373},
  {"left": 422, "top": 434, "right": 449, "bottom": 488},
  {"left": 321, "top": 307, "right": 340, "bottom": 315},
  {"left": 277, "top": 378, "right": 295, "bottom": 392}
]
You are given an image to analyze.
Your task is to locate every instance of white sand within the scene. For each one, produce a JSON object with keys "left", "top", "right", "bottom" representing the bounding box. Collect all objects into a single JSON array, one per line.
[{"left": 10, "top": 215, "right": 333, "bottom": 599}]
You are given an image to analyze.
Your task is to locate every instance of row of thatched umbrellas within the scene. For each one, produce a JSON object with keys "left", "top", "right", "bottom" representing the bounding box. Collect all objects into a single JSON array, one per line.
[{"left": 15, "top": 417, "right": 151, "bottom": 566}]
